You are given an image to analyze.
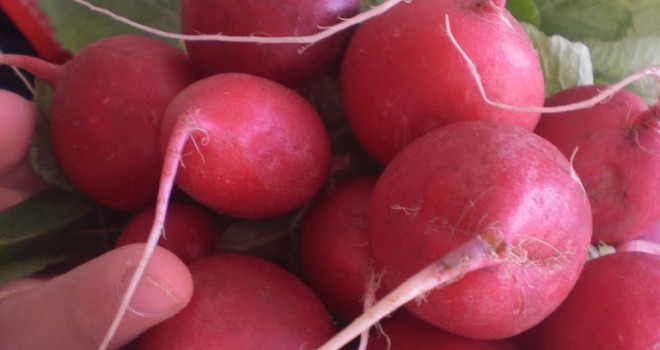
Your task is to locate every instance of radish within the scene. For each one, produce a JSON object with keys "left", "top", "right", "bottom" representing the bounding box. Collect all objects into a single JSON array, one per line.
[
  {"left": 0, "top": 35, "right": 196, "bottom": 211},
  {"left": 368, "top": 313, "right": 520, "bottom": 350},
  {"left": 340, "top": 0, "right": 544, "bottom": 164},
  {"left": 299, "top": 175, "right": 378, "bottom": 322},
  {"left": 133, "top": 254, "right": 336, "bottom": 349},
  {"left": 319, "top": 120, "right": 592, "bottom": 349},
  {"left": 535, "top": 86, "right": 660, "bottom": 244},
  {"left": 180, "top": 0, "right": 360, "bottom": 86},
  {"left": 114, "top": 202, "right": 220, "bottom": 264},
  {"left": 531, "top": 252, "right": 660, "bottom": 350}
]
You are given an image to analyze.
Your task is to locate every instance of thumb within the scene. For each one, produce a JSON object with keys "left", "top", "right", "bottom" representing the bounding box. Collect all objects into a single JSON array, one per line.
[{"left": 0, "top": 244, "right": 193, "bottom": 350}]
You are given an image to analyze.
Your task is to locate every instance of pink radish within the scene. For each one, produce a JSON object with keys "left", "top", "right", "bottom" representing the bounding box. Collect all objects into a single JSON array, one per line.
[
  {"left": 340, "top": 0, "right": 544, "bottom": 164},
  {"left": 133, "top": 254, "right": 336, "bottom": 349},
  {"left": 531, "top": 252, "right": 660, "bottom": 350},
  {"left": 319, "top": 120, "right": 592, "bottom": 349},
  {"left": 535, "top": 86, "right": 660, "bottom": 244},
  {"left": 180, "top": 0, "right": 360, "bottom": 86},
  {"left": 299, "top": 175, "right": 378, "bottom": 322},
  {"left": 115, "top": 202, "right": 220, "bottom": 264},
  {"left": 0, "top": 35, "right": 196, "bottom": 211}
]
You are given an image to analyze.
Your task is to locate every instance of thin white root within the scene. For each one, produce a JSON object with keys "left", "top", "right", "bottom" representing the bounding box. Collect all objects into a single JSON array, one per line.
[
  {"left": 444, "top": 15, "right": 660, "bottom": 114},
  {"left": 317, "top": 233, "right": 508, "bottom": 350},
  {"left": 69, "top": 0, "right": 407, "bottom": 44},
  {"left": 356, "top": 271, "right": 382, "bottom": 350},
  {"left": 98, "top": 118, "right": 192, "bottom": 350},
  {"left": 617, "top": 239, "right": 660, "bottom": 256}
]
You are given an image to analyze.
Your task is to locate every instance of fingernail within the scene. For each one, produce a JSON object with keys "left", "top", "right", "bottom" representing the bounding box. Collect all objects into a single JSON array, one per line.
[{"left": 118, "top": 268, "right": 182, "bottom": 316}]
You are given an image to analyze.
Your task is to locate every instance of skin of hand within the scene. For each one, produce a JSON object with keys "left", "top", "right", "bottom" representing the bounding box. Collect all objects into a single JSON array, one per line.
[{"left": 0, "top": 243, "right": 193, "bottom": 350}]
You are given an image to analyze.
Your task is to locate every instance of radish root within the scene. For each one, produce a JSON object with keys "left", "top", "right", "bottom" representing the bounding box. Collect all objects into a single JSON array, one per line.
[
  {"left": 444, "top": 15, "right": 660, "bottom": 114},
  {"left": 317, "top": 232, "right": 508, "bottom": 350}
]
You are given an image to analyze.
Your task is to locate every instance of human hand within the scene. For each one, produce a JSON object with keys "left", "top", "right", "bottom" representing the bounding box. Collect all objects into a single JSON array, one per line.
[{"left": 0, "top": 244, "right": 193, "bottom": 350}]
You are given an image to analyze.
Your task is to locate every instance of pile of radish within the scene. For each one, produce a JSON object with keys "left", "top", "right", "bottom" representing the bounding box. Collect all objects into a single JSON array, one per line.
[{"left": 1, "top": 0, "right": 659, "bottom": 349}]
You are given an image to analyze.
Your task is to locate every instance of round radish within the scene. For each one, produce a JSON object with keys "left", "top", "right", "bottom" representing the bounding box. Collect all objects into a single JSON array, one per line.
[
  {"left": 535, "top": 86, "right": 660, "bottom": 244},
  {"left": 299, "top": 175, "right": 378, "bottom": 322},
  {"left": 367, "top": 121, "right": 592, "bottom": 339},
  {"left": 180, "top": 0, "right": 360, "bottom": 86},
  {"left": 115, "top": 202, "right": 219, "bottom": 264},
  {"left": 0, "top": 89, "right": 36, "bottom": 178},
  {"left": 340, "top": 0, "right": 544, "bottom": 164},
  {"left": 368, "top": 314, "right": 520, "bottom": 350},
  {"left": 532, "top": 252, "right": 660, "bottom": 350},
  {"left": 159, "top": 72, "right": 332, "bottom": 219},
  {"left": 133, "top": 254, "right": 336, "bottom": 349},
  {"left": 0, "top": 35, "right": 196, "bottom": 211}
]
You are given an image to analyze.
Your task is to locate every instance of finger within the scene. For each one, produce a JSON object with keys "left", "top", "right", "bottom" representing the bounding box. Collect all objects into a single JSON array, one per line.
[{"left": 0, "top": 244, "right": 193, "bottom": 350}]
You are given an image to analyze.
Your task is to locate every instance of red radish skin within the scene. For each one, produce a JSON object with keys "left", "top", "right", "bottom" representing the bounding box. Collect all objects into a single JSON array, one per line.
[
  {"left": 355, "top": 121, "right": 591, "bottom": 342},
  {"left": 115, "top": 202, "right": 219, "bottom": 264},
  {"left": 368, "top": 314, "right": 520, "bottom": 350},
  {"left": 159, "top": 72, "right": 332, "bottom": 219},
  {"left": 133, "top": 254, "right": 336, "bottom": 350},
  {"left": 181, "top": 0, "right": 360, "bottom": 86},
  {"left": 340, "top": 0, "right": 544, "bottom": 164},
  {"left": 535, "top": 86, "right": 660, "bottom": 244},
  {"left": 531, "top": 252, "right": 660, "bottom": 350},
  {"left": 0, "top": 89, "right": 36, "bottom": 177},
  {"left": 0, "top": 35, "right": 197, "bottom": 211},
  {"left": 299, "top": 175, "right": 378, "bottom": 322}
]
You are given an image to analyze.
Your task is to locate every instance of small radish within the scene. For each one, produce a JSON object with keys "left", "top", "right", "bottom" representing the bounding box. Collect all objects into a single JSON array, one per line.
[
  {"left": 341, "top": 0, "right": 544, "bottom": 164},
  {"left": 299, "top": 175, "right": 378, "bottom": 322},
  {"left": 531, "top": 252, "right": 660, "bottom": 350},
  {"left": 535, "top": 85, "right": 660, "bottom": 244},
  {"left": 180, "top": 0, "right": 360, "bottom": 86},
  {"left": 114, "top": 202, "right": 220, "bottom": 264},
  {"left": 0, "top": 35, "right": 196, "bottom": 211},
  {"left": 158, "top": 72, "right": 332, "bottom": 219},
  {"left": 133, "top": 254, "right": 336, "bottom": 349},
  {"left": 368, "top": 313, "right": 520, "bottom": 350},
  {"left": 319, "top": 120, "right": 592, "bottom": 349}
]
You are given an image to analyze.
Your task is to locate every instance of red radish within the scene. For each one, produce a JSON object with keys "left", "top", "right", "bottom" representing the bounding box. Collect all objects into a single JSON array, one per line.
[
  {"left": 531, "top": 252, "right": 660, "bottom": 350},
  {"left": 320, "top": 121, "right": 592, "bottom": 349},
  {"left": 0, "top": 35, "right": 196, "bottom": 211},
  {"left": 299, "top": 175, "right": 378, "bottom": 322},
  {"left": 535, "top": 86, "right": 660, "bottom": 244},
  {"left": 0, "top": 89, "right": 36, "bottom": 177},
  {"left": 340, "top": 0, "right": 544, "bottom": 164},
  {"left": 180, "top": 0, "right": 360, "bottom": 86},
  {"left": 159, "top": 72, "right": 332, "bottom": 219},
  {"left": 368, "top": 314, "right": 520, "bottom": 350},
  {"left": 133, "top": 254, "right": 336, "bottom": 349},
  {"left": 115, "top": 202, "right": 219, "bottom": 264}
]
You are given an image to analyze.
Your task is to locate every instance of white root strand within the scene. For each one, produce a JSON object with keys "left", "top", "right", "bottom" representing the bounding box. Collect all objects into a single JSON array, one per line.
[
  {"left": 444, "top": 15, "right": 660, "bottom": 114},
  {"left": 317, "top": 234, "right": 507, "bottom": 350},
  {"left": 98, "top": 117, "right": 192, "bottom": 350},
  {"left": 69, "top": 0, "right": 408, "bottom": 45}
]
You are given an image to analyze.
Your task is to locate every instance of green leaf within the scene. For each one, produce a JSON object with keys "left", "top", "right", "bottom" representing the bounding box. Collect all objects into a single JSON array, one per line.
[
  {"left": 507, "top": 0, "right": 541, "bottom": 28},
  {"left": 39, "top": 0, "right": 182, "bottom": 53},
  {"left": 0, "top": 188, "right": 93, "bottom": 244},
  {"left": 626, "top": 0, "right": 660, "bottom": 37},
  {"left": 587, "top": 36, "right": 660, "bottom": 105},
  {"left": 0, "top": 253, "right": 70, "bottom": 284},
  {"left": 522, "top": 23, "right": 594, "bottom": 97},
  {"left": 360, "top": 0, "right": 388, "bottom": 12},
  {"left": 535, "top": 0, "right": 633, "bottom": 41},
  {"left": 29, "top": 80, "right": 77, "bottom": 192}
]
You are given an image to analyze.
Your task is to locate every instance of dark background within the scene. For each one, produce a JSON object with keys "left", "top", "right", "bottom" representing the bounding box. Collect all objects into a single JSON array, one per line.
[{"left": 0, "top": 8, "right": 36, "bottom": 99}]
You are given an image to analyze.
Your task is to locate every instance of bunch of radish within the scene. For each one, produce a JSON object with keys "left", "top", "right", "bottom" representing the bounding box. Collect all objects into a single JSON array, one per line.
[{"left": 1, "top": 0, "right": 659, "bottom": 349}]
